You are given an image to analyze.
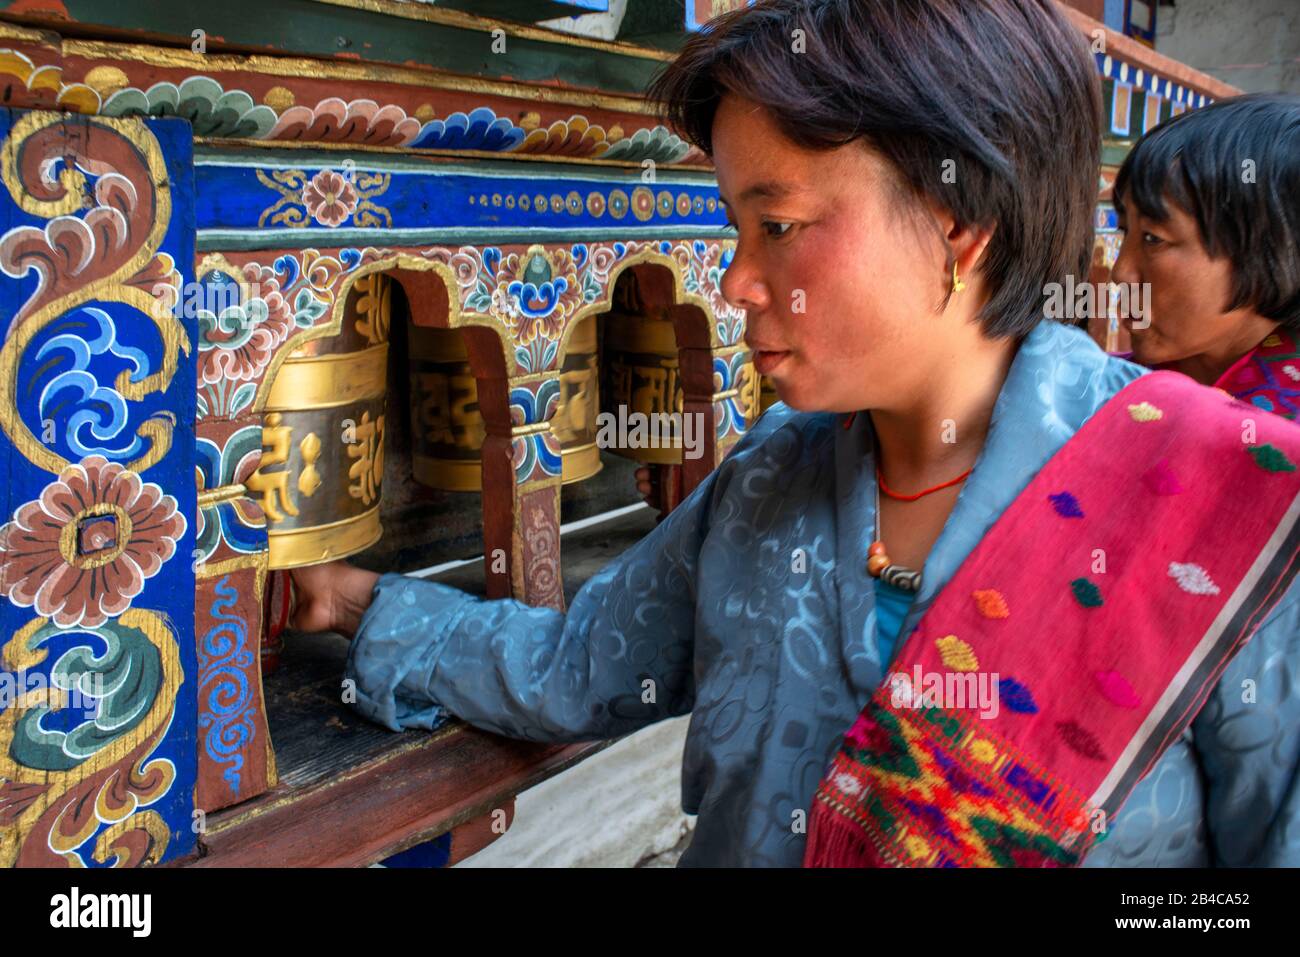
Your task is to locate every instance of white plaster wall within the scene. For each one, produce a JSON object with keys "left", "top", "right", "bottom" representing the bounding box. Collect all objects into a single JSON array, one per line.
[
  {"left": 538, "top": 0, "right": 629, "bottom": 40},
  {"left": 1155, "top": 0, "right": 1299, "bottom": 94},
  {"left": 455, "top": 714, "right": 695, "bottom": 868}
]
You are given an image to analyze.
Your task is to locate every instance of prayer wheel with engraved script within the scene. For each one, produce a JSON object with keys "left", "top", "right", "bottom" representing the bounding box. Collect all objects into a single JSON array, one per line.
[
  {"left": 603, "top": 312, "right": 764, "bottom": 462},
  {"left": 604, "top": 312, "right": 763, "bottom": 461},
  {"left": 245, "top": 274, "right": 390, "bottom": 568},
  {"left": 601, "top": 311, "right": 685, "bottom": 464},
  {"left": 409, "top": 316, "right": 603, "bottom": 491}
]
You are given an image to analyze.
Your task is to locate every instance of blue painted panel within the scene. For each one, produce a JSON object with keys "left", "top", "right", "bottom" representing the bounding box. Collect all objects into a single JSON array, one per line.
[
  {"left": 0, "top": 110, "right": 197, "bottom": 867},
  {"left": 194, "top": 155, "right": 730, "bottom": 248}
]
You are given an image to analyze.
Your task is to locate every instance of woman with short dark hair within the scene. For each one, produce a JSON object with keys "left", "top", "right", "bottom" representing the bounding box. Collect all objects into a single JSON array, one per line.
[
  {"left": 1113, "top": 93, "right": 1300, "bottom": 419},
  {"left": 293, "top": 0, "right": 1300, "bottom": 868}
]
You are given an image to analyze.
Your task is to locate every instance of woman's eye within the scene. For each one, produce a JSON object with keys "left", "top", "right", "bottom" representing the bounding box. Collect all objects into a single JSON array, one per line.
[
  {"left": 762, "top": 221, "right": 793, "bottom": 238},
  {"left": 1142, "top": 231, "right": 1164, "bottom": 246}
]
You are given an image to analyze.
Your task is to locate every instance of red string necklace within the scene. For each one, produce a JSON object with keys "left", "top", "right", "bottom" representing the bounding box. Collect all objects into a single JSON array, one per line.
[
  {"left": 843, "top": 411, "right": 975, "bottom": 590},
  {"left": 868, "top": 457, "right": 973, "bottom": 591},
  {"left": 875, "top": 465, "right": 974, "bottom": 502}
]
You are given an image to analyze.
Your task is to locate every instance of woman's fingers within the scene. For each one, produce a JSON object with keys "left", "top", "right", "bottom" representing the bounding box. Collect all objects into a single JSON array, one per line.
[
  {"left": 634, "top": 464, "right": 657, "bottom": 506},
  {"left": 287, "top": 564, "right": 336, "bottom": 633}
]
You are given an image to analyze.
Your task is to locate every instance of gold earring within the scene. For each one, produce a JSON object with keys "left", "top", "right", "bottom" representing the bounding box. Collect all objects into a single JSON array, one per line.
[{"left": 951, "top": 262, "right": 966, "bottom": 295}]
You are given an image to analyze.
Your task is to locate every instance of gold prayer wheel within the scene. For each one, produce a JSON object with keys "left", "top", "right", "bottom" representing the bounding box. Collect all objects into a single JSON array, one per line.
[
  {"left": 601, "top": 313, "right": 684, "bottom": 465},
  {"left": 553, "top": 316, "right": 603, "bottom": 483},
  {"left": 409, "top": 317, "right": 603, "bottom": 491},
  {"left": 759, "top": 373, "right": 779, "bottom": 413},
  {"left": 246, "top": 274, "right": 390, "bottom": 569}
]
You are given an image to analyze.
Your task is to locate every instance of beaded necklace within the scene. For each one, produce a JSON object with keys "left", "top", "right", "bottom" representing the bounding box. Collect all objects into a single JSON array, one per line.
[{"left": 867, "top": 459, "right": 973, "bottom": 593}]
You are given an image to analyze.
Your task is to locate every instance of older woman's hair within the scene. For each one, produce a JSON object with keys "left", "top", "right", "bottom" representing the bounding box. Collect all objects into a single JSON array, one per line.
[
  {"left": 647, "top": 0, "right": 1103, "bottom": 339},
  {"left": 1114, "top": 93, "right": 1300, "bottom": 333}
]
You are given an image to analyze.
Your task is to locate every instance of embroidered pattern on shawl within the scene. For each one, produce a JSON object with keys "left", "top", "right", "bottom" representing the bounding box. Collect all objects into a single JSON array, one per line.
[{"left": 804, "top": 371, "right": 1300, "bottom": 867}]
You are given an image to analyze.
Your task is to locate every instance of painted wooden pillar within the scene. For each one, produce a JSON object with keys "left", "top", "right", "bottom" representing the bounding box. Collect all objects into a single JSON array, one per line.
[
  {"left": 0, "top": 110, "right": 202, "bottom": 865},
  {"left": 193, "top": 423, "right": 278, "bottom": 815},
  {"left": 669, "top": 298, "right": 755, "bottom": 497},
  {"left": 478, "top": 366, "right": 565, "bottom": 610},
  {"left": 188, "top": 255, "right": 285, "bottom": 814}
]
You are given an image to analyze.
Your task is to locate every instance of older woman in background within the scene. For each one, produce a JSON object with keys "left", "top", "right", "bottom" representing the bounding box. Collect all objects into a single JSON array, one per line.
[{"left": 1113, "top": 93, "right": 1300, "bottom": 418}]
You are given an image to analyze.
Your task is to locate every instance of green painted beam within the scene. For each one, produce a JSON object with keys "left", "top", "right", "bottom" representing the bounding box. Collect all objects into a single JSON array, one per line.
[
  {"left": 0, "top": 0, "right": 665, "bottom": 96},
  {"left": 616, "top": 0, "right": 689, "bottom": 51}
]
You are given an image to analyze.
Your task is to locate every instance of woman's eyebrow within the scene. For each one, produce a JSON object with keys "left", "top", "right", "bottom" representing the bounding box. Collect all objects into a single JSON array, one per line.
[{"left": 718, "top": 181, "right": 798, "bottom": 207}]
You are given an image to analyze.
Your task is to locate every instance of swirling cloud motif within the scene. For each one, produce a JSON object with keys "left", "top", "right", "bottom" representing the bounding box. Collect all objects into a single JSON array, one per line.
[
  {"left": 0, "top": 172, "right": 136, "bottom": 332},
  {"left": 198, "top": 575, "right": 255, "bottom": 793},
  {"left": 270, "top": 97, "right": 422, "bottom": 147},
  {"left": 29, "top": 306, "right": 149, "bottom": 459},
  {"left": 102, "top": 76, "right": 278, "bottom": 139},
  {"left": 0, "top": 455, "right": 187, "bottom": 629},
  {"left": 0, "top": 47, "right": 98, "bottom": 112},
  {"left": 408, "top": 107, "right": 526, "bottom": 151},
  {"left": 516, "top": 115, "right": 611, "bottom": 158},
  {"left": 8, "top": 616, "right": 165, "bottom": 767},
  {"left": 602, "top": 126, "right": 692, "bottom": 164}
]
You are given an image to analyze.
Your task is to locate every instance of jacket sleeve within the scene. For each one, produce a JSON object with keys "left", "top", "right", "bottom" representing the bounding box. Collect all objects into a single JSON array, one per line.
[
  {"left": 1190, "top": 582, "right": 1300, "bottom": 866},
  {"left": 342, "top": 405, "right": 797, "bottom": 743}
]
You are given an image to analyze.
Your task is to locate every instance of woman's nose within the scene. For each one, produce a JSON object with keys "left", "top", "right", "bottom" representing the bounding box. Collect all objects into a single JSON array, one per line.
[
  {"left": 720, "top": 243, "right": 770, "bottom": 313},
  {"left": 1110, "top": 234, "right": 1141, "bottom": 286}
]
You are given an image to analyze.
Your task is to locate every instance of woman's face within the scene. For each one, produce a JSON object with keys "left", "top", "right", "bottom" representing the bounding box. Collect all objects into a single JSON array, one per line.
[
  {"left": 712, "top": 94, "right": 962, "bottom": 413},
  {"left": 1111, "top": 194, "right": 1259, "bottom": 367}
]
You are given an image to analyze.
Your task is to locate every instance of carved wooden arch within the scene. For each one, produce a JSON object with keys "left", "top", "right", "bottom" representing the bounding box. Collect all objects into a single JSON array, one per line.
[
  {"left": 552, "top": 246, "right": 722, "bottom": 369},
  {"left": 250, "top": 252, "right": 517, "bottom": 413},
  {"left": 551, "top": 250, "right": 736, "bottom": 502}
]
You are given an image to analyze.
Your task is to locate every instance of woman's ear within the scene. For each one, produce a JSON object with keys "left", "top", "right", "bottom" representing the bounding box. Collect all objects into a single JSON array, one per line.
[
  {"left": 950, "top": 221, "right": 996, "bottom": 280},
  {"left": 923, "top": 194, "right": 995, "bottom": 286}
]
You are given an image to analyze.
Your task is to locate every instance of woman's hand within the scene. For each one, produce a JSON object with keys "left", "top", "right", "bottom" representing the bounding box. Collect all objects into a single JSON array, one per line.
[
  {"left": 635, "top": 465, "right": 656, "bottom": 508},
  {"left": 634, "top": 464, "right": 683, "bottom": 520},
  {"left": 289, "top": 561, "right": 381, "bottom": 640}
]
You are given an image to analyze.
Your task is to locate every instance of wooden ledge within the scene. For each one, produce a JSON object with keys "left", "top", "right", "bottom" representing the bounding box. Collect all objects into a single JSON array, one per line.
[{"left": 1058, "top": 3, "right": 1242, "bottom": 99}]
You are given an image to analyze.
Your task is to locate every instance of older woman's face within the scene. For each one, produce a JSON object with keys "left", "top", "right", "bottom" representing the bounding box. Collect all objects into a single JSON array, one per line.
[
  {"left": 712, "top": 94, "right": 956, "bottom": 413},
  {"left": 1111, "top": 196, "right": 1247, "bottom": 367}
]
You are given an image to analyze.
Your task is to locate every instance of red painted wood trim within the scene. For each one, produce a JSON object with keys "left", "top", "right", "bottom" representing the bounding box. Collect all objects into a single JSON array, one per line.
[{"left": 447, "top": 802, "right": 516, "bottom": 865}]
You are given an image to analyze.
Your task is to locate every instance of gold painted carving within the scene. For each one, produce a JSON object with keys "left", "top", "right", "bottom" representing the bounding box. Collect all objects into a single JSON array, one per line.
[
  {"left": 352, "top": 273, "right": 391, "bottom": 345},
  {"left": 0, "top": 113, "right": 186, "bottom": 476},
  {"left": 345, "top": 411, "right": 385, "bottom": 506},
  {"left": 0, "top": 609, "right": 183, "bottom": 868},
  {"left": 244, "top": 412, "right": 299, "bottom": 523},
  {"left": 298, "top": 432, "right": 323, "bottom": 497}
]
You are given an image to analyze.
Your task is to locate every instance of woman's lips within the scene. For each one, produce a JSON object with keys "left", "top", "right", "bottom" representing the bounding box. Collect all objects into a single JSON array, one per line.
[{"left": 753, "top": 349, "right": 791, "bottom": 375}]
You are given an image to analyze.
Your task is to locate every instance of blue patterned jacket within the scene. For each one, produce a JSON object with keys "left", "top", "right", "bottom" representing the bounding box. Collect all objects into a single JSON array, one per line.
[{"left": 345, "top": 319, "right": 1300, "bottom": 867}]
